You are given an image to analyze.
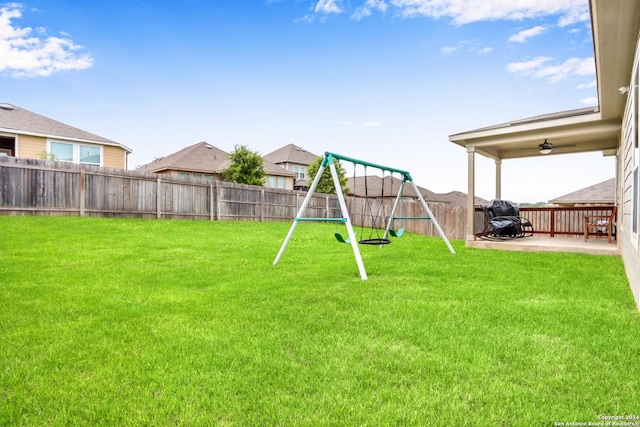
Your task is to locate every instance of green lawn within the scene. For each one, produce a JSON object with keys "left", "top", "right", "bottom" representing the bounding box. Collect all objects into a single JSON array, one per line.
[{"left": 1, "top": 216, "right": 639, "bottom": 426}]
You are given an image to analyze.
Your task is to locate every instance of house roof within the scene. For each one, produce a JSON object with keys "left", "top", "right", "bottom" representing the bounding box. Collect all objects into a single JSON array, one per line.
[
  {"left": 448, "top": 1, "right": 640, "bottom": 160},
  {"left": 436, "top": 191, "right": 491, "bottom": 208},
  {"left": 0, "top": 103, "right": 131, "bottom": 153},
  {"left": 263, "top": 144, "right": 319, "bottom": 165},
  {"left": 136, "top": 141, "right": 230, "bottom": 173},
  {"left": 136, "top": 141, "right": 295, "bottom": 177},
  {"left": 549, "top": 178, "right": 615, "bottom": 205},
  {"left": 591, "top": 0, "right": 640, "bottom": 121},
  {"left": 449, "top": 106, "right": 619, "bottom": 160}
]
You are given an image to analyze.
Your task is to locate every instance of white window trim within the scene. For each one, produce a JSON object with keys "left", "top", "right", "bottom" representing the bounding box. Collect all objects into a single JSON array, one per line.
[{"left": 47, "top": 140, "right": 103, "bottom": 166}]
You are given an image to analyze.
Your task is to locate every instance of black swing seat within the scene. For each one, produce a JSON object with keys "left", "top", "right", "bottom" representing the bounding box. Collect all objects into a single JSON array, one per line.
[
  {"left": 359, "top": 238, "right": 391, "bottom": 245},
  {"left": 477, "top": 200, "right": 534, "bottom": 240}
]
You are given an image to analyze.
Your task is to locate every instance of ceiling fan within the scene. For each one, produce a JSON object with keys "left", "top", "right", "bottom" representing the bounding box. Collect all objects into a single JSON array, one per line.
[{"left": 537, "top": 139, "right": 576, "bottom": 155}]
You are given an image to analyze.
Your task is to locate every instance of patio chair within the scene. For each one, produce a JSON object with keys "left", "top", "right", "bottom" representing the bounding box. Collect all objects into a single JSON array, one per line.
[
  {"left": 477, "top": 200, "right": 534, "bottom": 240},
  {"left": 583, "top": 206, "right": 617, "bottom": 243}
]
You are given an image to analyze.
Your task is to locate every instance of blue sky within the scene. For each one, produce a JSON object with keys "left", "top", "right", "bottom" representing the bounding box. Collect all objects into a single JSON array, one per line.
[{"left": 1, "top": 0, "right": 612, "bottom": 203}]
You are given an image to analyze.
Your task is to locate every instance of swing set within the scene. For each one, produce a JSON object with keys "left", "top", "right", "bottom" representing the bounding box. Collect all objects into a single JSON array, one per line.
[{"left": 273, "top": 151, "right": 455, "bottom": 280}]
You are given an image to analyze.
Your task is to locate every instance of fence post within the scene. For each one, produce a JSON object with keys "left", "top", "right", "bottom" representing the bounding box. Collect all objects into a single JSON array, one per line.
[
  {"left": 325, "top": 195, "right": 329, "bottom": 218},
  {"left": 216, "top": 182, "right": 222, "bottom": 221},
  {"left": 156, "top": 176, "right": 162, "bottom": 219},
  {"left": 79, "top": 169, "right": 85, "bottom": 217},
  {"left": 261, "top": 188, "right": 265, "bottom": 222},
  {"left": 210, "top": 184, "right": 214, "bottom": 221}
]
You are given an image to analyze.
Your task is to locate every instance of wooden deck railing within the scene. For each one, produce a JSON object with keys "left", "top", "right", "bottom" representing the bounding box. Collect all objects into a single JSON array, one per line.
[{"left": 474, "top": 205, "right": 617, "bottom": 239}]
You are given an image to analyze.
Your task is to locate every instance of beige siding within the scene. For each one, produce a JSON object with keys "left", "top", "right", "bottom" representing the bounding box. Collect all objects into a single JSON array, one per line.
[
  {"left": 103, "top": 145, "right": 127, "bottom": 169},
  {"left": 619, "top": 37, "right": 640, "bottom": 310},
  {"left": 15, "top": 133, "right": 127, "bottom": 169},
  {"left": 17, "top": 134, "right": 47, "bottom": 159}
]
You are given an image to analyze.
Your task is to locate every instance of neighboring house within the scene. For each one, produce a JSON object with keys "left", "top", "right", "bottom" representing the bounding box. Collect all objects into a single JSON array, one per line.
[
  {"left": 346, "top": 175, "right": 438, "bottom": 201},
  {"left": 263, "top": 144, "right": 319, "bottom": 190},
  {"left": 448, "top": 1, "right": 640, "bottom": 310},
  {"left": 346, "top": 175, "right": 489, "bottom": 208},
  {"left": 0, "top": 103, "right": 131, "bottom": 169},
  {"left": 436, "top": 191, "right": 491, "bottom": 209},
  {"left": 549, "top": 178, "right": 616, "bottom": 207},
  {"left": 136, "top": 141, "right": 296, "bottom": 189}
]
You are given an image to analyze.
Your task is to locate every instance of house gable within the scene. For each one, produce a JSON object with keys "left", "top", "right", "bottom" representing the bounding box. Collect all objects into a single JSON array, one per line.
[{"left": 0, "top": 103, "right": 131, "bottom": 168}]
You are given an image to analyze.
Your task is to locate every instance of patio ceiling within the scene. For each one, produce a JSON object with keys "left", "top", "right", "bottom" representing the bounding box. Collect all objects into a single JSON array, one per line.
[{"left": 449, "top": 107, "right": 620, "bottom": 160}]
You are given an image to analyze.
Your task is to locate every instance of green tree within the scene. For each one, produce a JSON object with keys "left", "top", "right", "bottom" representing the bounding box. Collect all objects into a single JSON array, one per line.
[
  {"left": 221, "top": 145, "right": 266, "bottom": 186},
  {"left": 37, "top": 151, "right": 57, "bottom": 161},
  {"left": 306, "top": 157, "right": 349, "bottom": 194}
]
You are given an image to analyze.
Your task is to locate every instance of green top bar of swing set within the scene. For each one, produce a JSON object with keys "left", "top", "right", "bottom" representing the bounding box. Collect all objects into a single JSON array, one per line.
[
  {"left": 322, "top": 152, "right": 413, "bottom": 181},
  {"left": 295, "top": 217, "right": 348, "bottom": 223}
]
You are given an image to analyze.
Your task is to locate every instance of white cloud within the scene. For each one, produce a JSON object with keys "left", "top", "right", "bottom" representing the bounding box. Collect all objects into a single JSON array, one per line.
[
  {"left": 577, "top": 79, "right": 597, "bottom": 89},
  {"left": 441, "top": 46, "right": 459, "bottom": 54},
  {"left": 352, "top": 0, "right": 388, "bottom": 20},
  {"left": 314, "top": 0, "right": 343, "bottom": 14},
  {"left": 507, "top": 56, "right": 595, "bottom": 83},
  {"left": 509, "top": 25, "right": 547, "bottom": 43},
  {"left": 0, "top": 4, "right": 94, "bottom": 78},
  {"left": 308, "top": 0, "right": 590, "bottom": 30},
  {"left": 441, "top": 40, "right": 491, "bottom": 55},
  {"left": 507, "top": 56, "right": 552, "bottom": 74},
  {"left": 580, "top": 96, "right": 598, "bottom": 105},
  {"left": 387, "top": 0, "right": 589, "bottom": 25}
]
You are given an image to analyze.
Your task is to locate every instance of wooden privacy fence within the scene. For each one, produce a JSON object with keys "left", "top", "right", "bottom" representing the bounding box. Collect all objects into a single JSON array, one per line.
[{"left": 0, "top": 157, "right": 467, "bottom": 240}]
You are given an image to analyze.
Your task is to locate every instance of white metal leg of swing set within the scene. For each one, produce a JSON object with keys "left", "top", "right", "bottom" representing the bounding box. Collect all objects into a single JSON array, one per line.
[
  {"left": 383, "top": 180, "right": 456, "bottom": 255},
  {"left": 273, "top": 153, "right": 455, "bottom": 280}
]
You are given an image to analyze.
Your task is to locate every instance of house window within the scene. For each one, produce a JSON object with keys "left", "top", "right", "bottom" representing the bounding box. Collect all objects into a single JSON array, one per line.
[
  {"left": 192, "top": 173, "right": 202, "bottom": 179},
  {"left": 205, "top": 174, "right": 214, "bottom": 180},
  {"left": 293, "top": 166, "right": 306, "bottom": 179},
  {"left": 49, "top": 141, "right": 102, "bottom": 165},
  {"left": 79, "top": 145, "right": 101, "bottom": 165},
  {"left": 179, "top": 172, "right": 189, "bottom": 177},
  {"left": 268, "top": 176, "right": 286, "bottom": 188},
  {"left": 50, "top": 141, "right": 74, "bottom": 162}
]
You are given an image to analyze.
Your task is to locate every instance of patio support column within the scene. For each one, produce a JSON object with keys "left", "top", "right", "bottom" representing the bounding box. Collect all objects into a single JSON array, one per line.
[
  {"left": 467, "top": 147, "right": 476, "bottom": 240},
  {"left": 495, "top": 159, "right": 502, "bottom": 200}
]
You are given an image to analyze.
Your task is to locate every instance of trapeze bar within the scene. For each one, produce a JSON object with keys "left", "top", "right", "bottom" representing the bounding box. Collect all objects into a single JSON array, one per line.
[
  {"left": 392, "top": 216, "right": 431, "bottom": 220},
  {"left": 295, "top": 217, "right": 348, "bottom": 222},
  {"left": 323, "top": 151, "right": 413, "bottom": 181}
]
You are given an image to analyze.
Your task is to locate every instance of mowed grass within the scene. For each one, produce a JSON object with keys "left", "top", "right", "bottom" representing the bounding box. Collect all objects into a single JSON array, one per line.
[{"left": 1, "top": 216, "right": 639, "bottom": 426}]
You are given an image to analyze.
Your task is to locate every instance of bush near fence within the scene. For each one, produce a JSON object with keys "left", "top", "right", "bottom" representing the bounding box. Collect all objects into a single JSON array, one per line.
[{"left": 0, "top": 157, "right": 466, "bottom": 240}]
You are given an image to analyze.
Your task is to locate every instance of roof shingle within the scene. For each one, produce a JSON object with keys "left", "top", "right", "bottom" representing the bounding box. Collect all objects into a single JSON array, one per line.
[{"left": 0, "top": 103, "right": 130, "bottom": 152}]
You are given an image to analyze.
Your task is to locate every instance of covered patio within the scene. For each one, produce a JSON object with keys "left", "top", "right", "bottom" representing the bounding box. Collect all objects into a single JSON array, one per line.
[
  {"left": 469, "top": 235, "right": 620, "bottom": 257},
  {"left": 449, "top": 106, "right": 621, "bottom": 255}
]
